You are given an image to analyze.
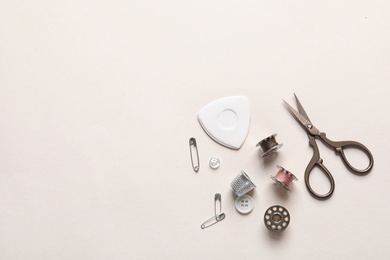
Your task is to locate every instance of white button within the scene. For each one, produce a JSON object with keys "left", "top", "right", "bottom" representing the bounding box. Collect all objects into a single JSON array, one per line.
[
  {"left": 209, "top": 157, "right": 220, "bottom": 169},
  {"left": 234, "top": 194, "right": 254, "bottom": 214}
]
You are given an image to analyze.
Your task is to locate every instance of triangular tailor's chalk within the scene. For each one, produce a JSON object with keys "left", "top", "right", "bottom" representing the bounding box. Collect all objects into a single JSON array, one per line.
[{"left": 197, "top": 96, "right": 250, "bottom": 150}]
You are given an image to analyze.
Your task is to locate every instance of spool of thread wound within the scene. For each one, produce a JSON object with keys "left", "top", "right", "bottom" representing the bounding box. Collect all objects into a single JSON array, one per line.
[
  {"left": 270, "top": 165, "right": 298, "bottom": 191},
  {"left": 256, "top": 134, "right": 283, "bottom": 157}
]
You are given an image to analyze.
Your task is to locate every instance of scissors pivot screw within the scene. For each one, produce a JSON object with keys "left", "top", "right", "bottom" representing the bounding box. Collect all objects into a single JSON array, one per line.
[{"left": 256, "top": 133, "right": 283, "bottom": 157}]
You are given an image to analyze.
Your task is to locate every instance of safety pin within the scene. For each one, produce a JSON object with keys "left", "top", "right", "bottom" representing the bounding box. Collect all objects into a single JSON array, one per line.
[
  {"left": 201, "top": 213, "right": 226, "bottom": 229},
  {"left": 201, "top": 193, "right": 225, "bottom": 229},
  {"left": 189, "top": 137, "right": 200, "bottom": 172},
  {"left": 214, "top": 193, "right": 222, "bottom": 218}
]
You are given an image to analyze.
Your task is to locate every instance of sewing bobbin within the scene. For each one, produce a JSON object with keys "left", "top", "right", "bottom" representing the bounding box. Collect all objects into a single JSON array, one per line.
[
  {"left": 271, "top": 165, "right": 298, "bottom": 191},
  {"left": 256, "top": 134, "right": 283, "bottom": 157},
  {"left": 264, "top": 205, "right": 290, "bottom": 232}
]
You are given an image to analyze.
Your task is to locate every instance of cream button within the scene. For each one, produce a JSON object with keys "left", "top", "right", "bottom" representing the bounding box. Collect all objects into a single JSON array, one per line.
[
  {"left": 234, "top": 194, "right": 254, "bottom": 214},
  {"left": 209, "top": 157, "right": 220, "bottom": 169}
]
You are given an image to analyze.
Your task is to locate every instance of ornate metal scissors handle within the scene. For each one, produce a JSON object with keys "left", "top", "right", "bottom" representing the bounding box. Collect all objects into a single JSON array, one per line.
[
  {"left": 305, "top": 136, "right": 335, "bottom": 199},
  {"left": 318, "top": 132, "right": 374, "bottom": 174}
]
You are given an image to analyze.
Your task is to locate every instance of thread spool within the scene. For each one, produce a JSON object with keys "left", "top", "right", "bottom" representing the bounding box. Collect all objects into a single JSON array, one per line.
[
  {"left": 256, "top": 134, "right": 283, "bottom": 157},
  {"left": 270, "top": 165, "right": 298, "bottom": 191},
  {"left": 264, "top": 205, "right": 290, "bottom": 232}
]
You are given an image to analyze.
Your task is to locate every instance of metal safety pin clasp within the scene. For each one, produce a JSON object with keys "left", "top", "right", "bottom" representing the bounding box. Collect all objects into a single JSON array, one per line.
[{"left": 189, "top": 137, "right": 200, "bottom": 172}]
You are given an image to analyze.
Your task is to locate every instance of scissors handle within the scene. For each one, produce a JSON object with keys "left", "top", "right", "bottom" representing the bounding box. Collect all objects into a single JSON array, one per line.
[
  {"left": 319, "top": 132, "right": 374, "bottom": 175},
  {"left": 305, "top": 137, "right": 335, "bottom": 199}
]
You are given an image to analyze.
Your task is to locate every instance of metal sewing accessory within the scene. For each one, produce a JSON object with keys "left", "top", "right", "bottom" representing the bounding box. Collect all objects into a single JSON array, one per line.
[
  {"left": 201, "top": 213, "right": 226, "bottom": 229},
  {"left": 230, "top": 171, "right": 256, "bottom": 196},
  {"left": 214, "top": 193, "right": 222, "bottom": 217},
  {"left": 271, "top": 165, "right": 298, "bottom": 191},
  {"left": 284, "top": 93, "right": 374, "bottom": 199},
  {"left": 264, "top": 205, "right": 290, "bottom": 232},
  {"left": 189, "top": 137, "right": 200, "bottom": 172},
  {"left": 201, "top": 193, "right": 226, "bottom": 229},
  {"left": 209, "top": 157, "right": 220, "bottom": 169},
  {"left": 256, "top": 134, "right": 283, "bottom": 157}
]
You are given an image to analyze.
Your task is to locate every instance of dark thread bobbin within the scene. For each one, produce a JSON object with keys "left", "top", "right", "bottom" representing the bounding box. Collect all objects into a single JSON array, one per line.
[{"left": 256, "top": 134, "right": 283, "bottom": 157}]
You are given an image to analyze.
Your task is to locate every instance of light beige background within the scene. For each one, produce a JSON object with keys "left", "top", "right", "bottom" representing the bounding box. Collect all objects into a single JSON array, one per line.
[{"left": 1, "top": 1, "right": 390, "bottom": 259}]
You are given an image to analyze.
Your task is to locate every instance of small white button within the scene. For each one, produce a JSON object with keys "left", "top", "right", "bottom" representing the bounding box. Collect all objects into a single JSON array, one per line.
[
  {"left": 234, "top": 194, "right": 254, "bottom": 214},
  {"left": 209, "top": 157, "right": 220, "bottom": 169}
]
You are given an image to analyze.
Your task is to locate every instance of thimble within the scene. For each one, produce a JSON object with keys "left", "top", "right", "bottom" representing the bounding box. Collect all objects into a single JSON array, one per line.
[{"left": 230, "top": 171, "right": 256, "bottom": 196}]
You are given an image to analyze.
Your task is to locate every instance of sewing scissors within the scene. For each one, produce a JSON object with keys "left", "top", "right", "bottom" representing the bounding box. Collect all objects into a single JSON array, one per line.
[{"left": 283, "top": 94, "right": 374, "bottom": 199}]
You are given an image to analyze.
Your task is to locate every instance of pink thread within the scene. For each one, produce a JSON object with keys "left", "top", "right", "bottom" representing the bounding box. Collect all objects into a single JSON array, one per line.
[{"left": 275, "top": 168, "right": 294, "bottom": 186}]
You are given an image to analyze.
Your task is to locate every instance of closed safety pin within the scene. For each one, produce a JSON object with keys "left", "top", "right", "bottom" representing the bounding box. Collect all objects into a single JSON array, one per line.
[
  {"left": 214, "top": 193, "right": 222, "bottom": 217},
  {"left": 201, "top": 193, "right": 225, "bottom": 229},
  {"left": 189, "top": 137, "right": 200, "bottom": 172},
  {"left": 201, "top": 213, "right": 226, "bottom": 229}
]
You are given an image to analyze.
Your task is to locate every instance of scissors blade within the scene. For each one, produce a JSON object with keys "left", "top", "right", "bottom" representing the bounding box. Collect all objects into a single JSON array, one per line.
[
  {"left": 283, "top": 100, "right": 310, "bottom": 129},
  {"left": 294, "top": 93, "right": 311, "bottom": 122}
]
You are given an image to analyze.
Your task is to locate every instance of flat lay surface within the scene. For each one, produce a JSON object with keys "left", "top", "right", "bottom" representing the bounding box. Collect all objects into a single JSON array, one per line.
[{"left": 1, "top": 1, "right": 390, "bottom": 259}]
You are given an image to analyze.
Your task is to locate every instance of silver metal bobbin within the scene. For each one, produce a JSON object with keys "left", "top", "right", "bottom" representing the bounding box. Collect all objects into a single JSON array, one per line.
[
  {"left": 256, "top": 134, "right": 283, "bottom": 157},
  {"left": 264, "top": 205, "right": 290, "bottom": 232}
]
